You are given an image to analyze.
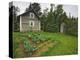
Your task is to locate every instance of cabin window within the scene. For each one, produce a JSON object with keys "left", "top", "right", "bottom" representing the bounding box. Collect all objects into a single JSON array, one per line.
[
  {"left": 29, "top": 21, "right": 34, "bottom": 27},
  {"left": 30, "top": 13, "right": 34, "bottom": 18}
]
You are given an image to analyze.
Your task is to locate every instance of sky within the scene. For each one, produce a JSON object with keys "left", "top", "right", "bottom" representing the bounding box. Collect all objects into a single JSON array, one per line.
[{"left": 13, "top": 1, "right": 78, "bottom": 18}]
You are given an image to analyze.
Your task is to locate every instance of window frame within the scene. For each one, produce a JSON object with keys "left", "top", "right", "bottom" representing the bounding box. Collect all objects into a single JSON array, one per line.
[
  {"left": 30, "top": 13, "right": 34, "bottom": 18},
  {"left": 29, "top": 20, "right": 34, "bottom": 27}
]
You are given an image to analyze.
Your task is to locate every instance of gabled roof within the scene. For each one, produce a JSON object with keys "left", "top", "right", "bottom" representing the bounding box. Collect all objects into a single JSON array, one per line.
[{"left": 19, "top": 4, "right": 40, "bottom": 19}]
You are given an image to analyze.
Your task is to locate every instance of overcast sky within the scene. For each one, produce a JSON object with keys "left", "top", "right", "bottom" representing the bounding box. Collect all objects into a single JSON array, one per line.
[{"left": 13, "top": 1, "right": 78, "bottom": 18}]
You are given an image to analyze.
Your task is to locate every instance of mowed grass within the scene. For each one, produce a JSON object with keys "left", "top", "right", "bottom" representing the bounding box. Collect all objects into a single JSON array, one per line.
[{"left": 13, "top": 32, "right": 78, "bottom": 57}]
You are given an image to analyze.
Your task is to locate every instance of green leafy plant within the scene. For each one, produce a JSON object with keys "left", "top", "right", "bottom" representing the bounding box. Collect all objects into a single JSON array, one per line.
[{"left": 23, "top": 37, "right": 38, "bottom": 56}]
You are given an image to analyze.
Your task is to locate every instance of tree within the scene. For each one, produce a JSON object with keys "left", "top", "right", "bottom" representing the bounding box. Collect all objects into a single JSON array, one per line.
[
  {"left": 40, "top": 8, "right": 48, "bottom": 31},
  {"left": 25, "top": 3, "right": 42, "bottom": 16},
  {"left": 45, "top": 5, "right": 64, "bottom": 32},
  {"left": 9, "top": 3, "right": 20, "bottom": 32},
  {"left": 50, "top": 4, "right": 55, "bottom": 12},
  {"left": 65, "top": 16, "right": 78, "bottom": 36},
  {"left": 34, "top": 3, "right": 78, "bottom": 36},
  {"left": 53, "top": 5, "right": 64, "bottom": 32},
  {"left": 13, "top": 6, "right": 20, "bottom": 32},
  {"left": 45, "top": 4, "right": 58, "bottom": 32}
]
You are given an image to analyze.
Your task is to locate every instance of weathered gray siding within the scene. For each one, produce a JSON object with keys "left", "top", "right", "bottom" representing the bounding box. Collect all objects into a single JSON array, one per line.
[{"left": 20, "top": 13, "right": 41, "bottom": 32}]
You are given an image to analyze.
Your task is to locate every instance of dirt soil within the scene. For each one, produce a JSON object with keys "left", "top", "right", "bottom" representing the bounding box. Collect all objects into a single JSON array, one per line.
[
  {"left": 17, "top": 40, "right": 56, "bottom": 58},
  {"left": 32, "top": 40, "right": 55, "bottom": 56}
]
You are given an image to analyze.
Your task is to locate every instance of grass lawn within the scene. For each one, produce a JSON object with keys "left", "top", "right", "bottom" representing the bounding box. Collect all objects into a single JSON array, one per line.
[{"left": 13, "top": 32, "right": 78, "bottom": 58}]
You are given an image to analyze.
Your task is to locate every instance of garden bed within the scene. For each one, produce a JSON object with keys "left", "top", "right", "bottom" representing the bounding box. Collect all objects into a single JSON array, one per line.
[{"left": 22, "top": 33, "right": 58, "bottom": 57}]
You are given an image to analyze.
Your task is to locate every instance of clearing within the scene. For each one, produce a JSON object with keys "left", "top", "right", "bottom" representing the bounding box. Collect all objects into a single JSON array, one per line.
[{"left": 13, "top": 32, "right": 78, "bottom": 58}]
